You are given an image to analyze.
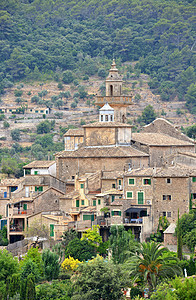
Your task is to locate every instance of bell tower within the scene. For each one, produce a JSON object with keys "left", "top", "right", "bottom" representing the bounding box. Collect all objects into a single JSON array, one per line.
[
  {"left": 106, "top": 60, "right": 123, "bottom": 97},
  {"left": 96, "top": 59, "right": 133, "bottom": 123}
]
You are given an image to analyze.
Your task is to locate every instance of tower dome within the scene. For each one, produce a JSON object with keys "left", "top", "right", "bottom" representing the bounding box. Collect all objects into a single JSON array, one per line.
[{"left": 99, "top": 103, "right": 114, "bottom": 122}]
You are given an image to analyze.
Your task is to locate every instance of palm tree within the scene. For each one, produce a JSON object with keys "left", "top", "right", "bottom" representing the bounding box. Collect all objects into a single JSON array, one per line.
[{"left": 125, "top": 241, "right": 182, "bottom": 295}]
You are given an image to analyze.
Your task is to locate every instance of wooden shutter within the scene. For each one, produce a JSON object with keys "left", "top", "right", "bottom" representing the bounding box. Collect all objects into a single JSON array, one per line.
[{"left": 138, "top": 192, "right": 144, "bottom": 204}]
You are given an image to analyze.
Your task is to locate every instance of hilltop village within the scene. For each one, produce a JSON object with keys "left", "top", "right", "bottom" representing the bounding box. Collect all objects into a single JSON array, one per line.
[{"left": 1, "top": 61, "right": 196, "bottom": 248}]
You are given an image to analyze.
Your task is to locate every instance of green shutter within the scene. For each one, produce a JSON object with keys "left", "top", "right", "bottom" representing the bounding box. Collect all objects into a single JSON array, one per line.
[
  {"left": 119, "top": 211, "right": 121, "bottom": 216},
  {"left": 93, "top": 200, "right": 96, "bottom": 206},
  {"left": 91, "top": 215, "right": 94, "bottom": 222},
  {"left": 81, "top": 200, "right": 84, "bottom": 205},
  {"left": 112, "top": 195, "right": 115, "bottom": 202},
  {"left": 111, "top": 211, "right": 114, "bottom": 216},
  {"left": 138, "top": 192, "right": 144, "bottom": 204},
  {"left": 35, "top": 186, "right": 38, "bottom": 191},
  {"left": 39, "top": 186, "right": 43, "bottom": 191},
  {"left": 119, "top": 179, "right": 121, "bottom": 185},
  {"left": 83, "top": 215, "right": 91, "bottom": 221},
  {"left": 190, "top": 194, "right": 193, "bottom": 210},
  {"left": 98, "top": 199, "right": 101, "bottom": 205},
  {"left": 50, "top": 224, "right": 54, "bottom": 237},
  {"left": 23, "top": 204, "right": 27, "bottom": 210},
  {"left": 34, "top": 171, "right": 38, "bottom": 175},
  {"left": 192, "top": 177, "right": 196, "bottom": 182},
  {"left": 129, "top": 178, "right": 134, "bottom": 185},
  {"left": 80, "top": 183, "right": 84, "bottom": 188},
  {"left": 76, "top": 200, "right": 79, "bottom": 207},
  {"left": 127, "top": 192, "right": 132, "bottom": 198},
  {"left": 149, "top": 179, "right": 151, "bottom": 185}
]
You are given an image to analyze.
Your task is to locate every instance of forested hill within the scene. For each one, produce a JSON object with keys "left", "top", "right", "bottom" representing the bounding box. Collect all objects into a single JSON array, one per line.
[{"left": 1, "top": 0, "right": 196, "bottom": 111}]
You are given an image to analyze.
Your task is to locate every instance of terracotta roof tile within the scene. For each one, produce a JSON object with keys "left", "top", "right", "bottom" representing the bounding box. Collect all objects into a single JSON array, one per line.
[
  {"left": 55, "top": 146, "right": 149, "bottom": 158},
  {"left": 0, "top": 178, "right": 24, "bottom": 186},
  {"left": 23, "top": 160, "right": 55, "bottom": 169},
  {"left": 83, "top": 122, "right": 132, "bottom": 128},
  {"left": 132, "top": 133, "right": 194, "bottom": 146},
  {"left": 125, "top": 165, "right": 196, "bottom": 177},
  {"left": 64, "top": 128, "right": 84, "bottom": 137}
]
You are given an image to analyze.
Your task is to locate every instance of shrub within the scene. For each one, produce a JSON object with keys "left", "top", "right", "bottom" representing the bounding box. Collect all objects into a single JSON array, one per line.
[{"left": 61, "top": 256, "right": 81, "bottom": 271}]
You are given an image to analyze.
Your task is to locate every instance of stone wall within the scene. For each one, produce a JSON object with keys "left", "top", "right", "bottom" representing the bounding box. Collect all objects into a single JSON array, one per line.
[
  {"left": 153, "top": 177, "right": 189, "bottom": 230},
  {"left": 149, "top": 145, "right": 195, "bottom": 167},
  {"left": 164, "top": 233, "right": 177, "bottom": 247},
  {"left": 56, "top": 156, "right": 149, "bottom": 182},
  {"left": 34, "top": 188, "right": 64, "bottom": 213},
  {"left": 84, "top": 127, "right": 116, "bottom": 146}
]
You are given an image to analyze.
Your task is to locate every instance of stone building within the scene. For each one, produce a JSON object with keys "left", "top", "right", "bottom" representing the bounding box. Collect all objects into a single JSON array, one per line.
[
  {"left": 95, "top": 59, "right": 133, "bottom": 123},
  {"left": 56, "top": 121, "right": 149, "bottom": 182},
  {"left": 131, "top": 132, "right": 195, "bottom": 167}
]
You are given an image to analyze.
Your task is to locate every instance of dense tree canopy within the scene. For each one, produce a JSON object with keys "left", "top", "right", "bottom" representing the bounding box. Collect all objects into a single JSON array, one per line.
[{"left": 0, "top": 0, "right": 195, "bottom": 110}]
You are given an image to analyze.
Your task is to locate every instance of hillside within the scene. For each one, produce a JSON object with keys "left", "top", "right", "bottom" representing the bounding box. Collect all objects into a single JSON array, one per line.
[{"left": 0, "top": 0, "right": 196, "bottom": 113}]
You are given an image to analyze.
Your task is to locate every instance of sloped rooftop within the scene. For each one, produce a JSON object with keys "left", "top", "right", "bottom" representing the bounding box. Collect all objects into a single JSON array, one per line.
[
  {"left": 56, "top": 146, "right": 149, "bottom": 158},
  {"left": 64, "top": 128, "right": 84, "bottom": 137},
  {"left": 124, "top": 165, "right": 196, "bottom": 177},
  {"left": 23, "top": 160, "right": 55, "bottom": 169},
  {"left": 83, "top": 122, "right": 132, "bottom": 128},
  {"left": 132, "top": 133, "right": 194, "bottom": 146}
]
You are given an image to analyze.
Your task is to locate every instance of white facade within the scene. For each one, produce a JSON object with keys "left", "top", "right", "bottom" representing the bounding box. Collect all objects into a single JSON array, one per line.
[
  {"left": 30, "top": 163, "right": 56, "bottom": 176},
  {"left": 99, "top": 103, "right": 114, "bottom": 122}
]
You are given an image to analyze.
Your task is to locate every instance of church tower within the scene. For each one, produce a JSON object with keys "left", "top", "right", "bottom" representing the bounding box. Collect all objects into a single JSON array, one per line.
[{"left": 96, "top": 59, "right": 133, "bottom": 123}]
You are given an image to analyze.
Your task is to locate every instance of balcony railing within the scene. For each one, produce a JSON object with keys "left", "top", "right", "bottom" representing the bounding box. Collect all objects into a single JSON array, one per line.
[
  {"left": 96, "top": 96, "right": 132, "bottom": 105},
  {"left": 12, "top": 208, "right": 33, "bottom": 216},
  {"left": 124, "top": 217, "right": 143, "bottom": 224}
]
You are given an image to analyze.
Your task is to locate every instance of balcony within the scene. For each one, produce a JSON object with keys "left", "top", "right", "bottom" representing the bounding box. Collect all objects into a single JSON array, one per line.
[
  {"left": 93, "top": 217, "right": 111, "bottom": 227},
  {"left": 12, "top": 208, "right": 33, "bottom": 216},
  {"left": 124, "top": 217, "right": 143, "bottom": 224}
]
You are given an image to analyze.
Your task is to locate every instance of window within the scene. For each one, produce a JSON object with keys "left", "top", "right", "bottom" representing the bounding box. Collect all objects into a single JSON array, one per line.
[
  {"left": 93, "top": 200, "right": 96, "bottom": 206},
  {"left": 80, "top": 183, "right": 84, "bottom": 189},
  {"left": 76, "top": 200, "right": 79, "bottom": 207},
  {"left": 110, "top": 115, "right": 113, "bottom": 121},
  {"left": 167, "top": 212, "right": 171, "bottom": 217},
  {"left": 129, "top": 178, "right": 135, "bottom": 185},
  {"left": 163, "top": 195, "right": 171, "bottom": 201},
  {"left": 192, "top": 177, "right": 196, "bottom": 182},
  {"left": 126, "top": 191, "right": 133, "bottom": 198},
  {"left": 112, "top": 184, "right": 116, "bottom": 188},
  {"left": 111, "top": 211, "right": 121, "bottom": 216},
  {"left": 40, "top": 110, "right": 44, "bottom": 113},
  {"left": 111, "top": 195, "right": 115, "bottom": 202},
  {"left": 166, "top": 178, "right": 171, "bottom": 184},
  {"left": 72, "top": 176, "right": 75, "bottom": 180},
  {"left": 105, "top": 115, "right": 108, "bottom": 121},
  {"left": 98, "top": 199, "right": 101, "bottom": 205},
  {"left": 81, "top": 200, "right": 84, "bottom": 205},
  {"left": 101, "top": 115, "right": 103, "bottom": 121},
  {"left": 35, "top": 110, "right": 38, "bottom": 113},
  {"left": 138, "top": 192, "right": 144, "bottom": 204},
  {"left": 119, "top": 179, "right": 122, "bottom": 185},
  {"left": 23, "top": 204, "right": 27, "bottom": 210},
  {"left": 143, "top": 179, "right": 151, "bottom": 185},
  {"left": 163, "top": 212, "right": 166, "bottom": 217}
]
